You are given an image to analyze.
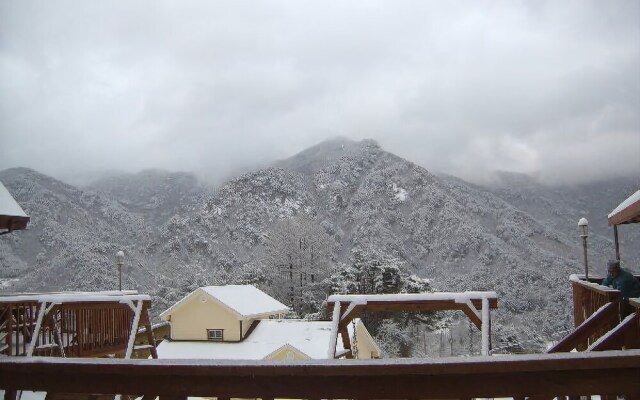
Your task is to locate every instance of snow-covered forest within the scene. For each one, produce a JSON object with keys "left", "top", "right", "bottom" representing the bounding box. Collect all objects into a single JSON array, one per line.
[{"left": 1, "top": 138, "right": 638, "bottom": 355}]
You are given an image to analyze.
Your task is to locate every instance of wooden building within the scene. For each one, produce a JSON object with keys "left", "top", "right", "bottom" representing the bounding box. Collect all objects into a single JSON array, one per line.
[
  {"left": 0, "top": 291, "right": 158, "bottom": 359},
  {"left": 157, "top": 284, "right": 381, "bottom": 361}
]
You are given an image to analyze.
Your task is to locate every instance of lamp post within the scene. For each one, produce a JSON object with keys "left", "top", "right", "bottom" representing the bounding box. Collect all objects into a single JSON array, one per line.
[
  {"left": 116, "top": 251, "right": 124, "bottom": 291},
  {"left": 578, "top": 218, "right": 589, "bottom": 280}
]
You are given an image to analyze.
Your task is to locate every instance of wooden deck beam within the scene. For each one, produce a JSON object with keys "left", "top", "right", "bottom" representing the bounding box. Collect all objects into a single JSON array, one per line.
[
  {"left": 328, "top": 293, "right": 497, "bottom": 352},
  {"left": 0, "top": 351, "right": 638, "bottom": 398},
  {"left": 328, "top": 298, "right": 498, "bottom": 315}
]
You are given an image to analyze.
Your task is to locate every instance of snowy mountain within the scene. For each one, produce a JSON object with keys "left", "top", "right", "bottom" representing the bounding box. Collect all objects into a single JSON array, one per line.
[
  {"left": 87, "top": 169, "right": 209, "bottom": 225},
  {"left": 0, "top": 167, "right": 157, "bottom": 291},
  {"left": 482, "top": 171, "right": 640, "bottom": 266},
  {"left": 1, "top": 139, "right": 636, "bottom": 353}
]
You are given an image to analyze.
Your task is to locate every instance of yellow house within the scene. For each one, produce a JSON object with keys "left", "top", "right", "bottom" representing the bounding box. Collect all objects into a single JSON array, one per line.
[
  {"left": 160, "top": 285, "right": 289, "bottom": 342},
  {"left": 157, "top": 285, "right": 381, "bottom": 360}
]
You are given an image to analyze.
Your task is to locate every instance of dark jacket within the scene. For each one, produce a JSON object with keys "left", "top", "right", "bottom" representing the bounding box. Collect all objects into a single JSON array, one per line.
[{"left": 602, "top": 268, "right": 640, "bottom": 299}]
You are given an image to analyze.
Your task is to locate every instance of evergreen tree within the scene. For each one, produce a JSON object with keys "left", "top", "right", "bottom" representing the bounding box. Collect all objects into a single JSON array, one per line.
[{"left": 329, "top": 247, "right": 436, "bottom": 357}]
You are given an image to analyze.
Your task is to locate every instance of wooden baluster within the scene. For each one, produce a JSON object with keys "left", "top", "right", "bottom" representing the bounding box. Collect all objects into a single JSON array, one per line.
[
  {"left": 78, "top": 308, "right": 84, "bottom": 357},
  {"left": 6, "top": 304, "right": 13, "bottom": 356},
  {"left": 14, "top": 305, "right": 19, "bottom": 356},
  {"left": 18, "top": 306, "right": 23, "bottom": 355}
]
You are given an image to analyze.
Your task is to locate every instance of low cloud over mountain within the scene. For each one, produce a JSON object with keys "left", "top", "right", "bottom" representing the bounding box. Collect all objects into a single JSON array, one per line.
[{"left": 1, "top": 139, "right": 637, "bottom": 352}]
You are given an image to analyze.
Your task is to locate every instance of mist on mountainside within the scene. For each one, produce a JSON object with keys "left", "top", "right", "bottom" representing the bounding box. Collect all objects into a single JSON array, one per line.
[{"left": 1, "top": 138, "right": 638, "bottom": 354}]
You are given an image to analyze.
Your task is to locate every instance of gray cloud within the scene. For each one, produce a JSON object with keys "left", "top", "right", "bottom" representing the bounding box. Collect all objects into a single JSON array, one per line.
[{"left": 1, "top": 0, "right": 638, "bottom": 185}]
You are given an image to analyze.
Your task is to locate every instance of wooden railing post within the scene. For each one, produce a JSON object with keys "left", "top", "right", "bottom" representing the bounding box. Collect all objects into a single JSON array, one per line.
[{"left": 572, "top": 281, "right": 584, "bottom": 328}]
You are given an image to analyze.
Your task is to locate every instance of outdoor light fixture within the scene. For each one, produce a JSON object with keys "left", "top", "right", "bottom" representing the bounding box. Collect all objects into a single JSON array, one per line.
[
  {"left": 578, "top": 218, "right": 589, "bottom": 280},
  {"left": 116, "top": 250, "right": 125, "bottom": 291},
  {"left": 578, "top": 217, "right": 589, "bottom": 237}
]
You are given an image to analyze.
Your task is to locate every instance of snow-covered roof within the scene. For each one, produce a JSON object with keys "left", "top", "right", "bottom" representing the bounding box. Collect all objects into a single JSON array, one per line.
[
  {"left": 160, "top": 285, "right": 289, "bottom": 320},
  {"left": 0, "top": 181, "right": 29, "bottom": 231},
  {"left": 608, "top": 189, "right": 640, "bottom": 226},
  {"left": 201, "top": 285, "right": 289, "bottom": 316},
  {"left": 156, "top": 319, "right": 346, "bottom": 360}
]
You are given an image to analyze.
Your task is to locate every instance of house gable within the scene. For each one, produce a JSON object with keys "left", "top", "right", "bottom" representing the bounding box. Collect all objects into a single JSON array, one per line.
[
  {"left": 161, "top": 285, "right": 288, "bottom": 322},
  {"left": 263, "top": 343, "right": 311, "bottom": 361},
  {"left": 164, "top": 288, "right": 244, "bottom": 341}
]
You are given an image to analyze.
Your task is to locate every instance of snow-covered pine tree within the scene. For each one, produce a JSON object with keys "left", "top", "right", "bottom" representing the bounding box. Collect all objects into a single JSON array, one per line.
[{"left": 328, "top": 247, "right": 438, "bottom": 357}]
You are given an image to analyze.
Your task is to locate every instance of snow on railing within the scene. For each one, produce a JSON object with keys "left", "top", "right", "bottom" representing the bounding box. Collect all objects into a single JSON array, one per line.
[
  {"left": 0, "top": 291, "right": 150, "bottom": 304},
  {"left": 327, "top": 291, "right": 497, "bottom": 303}
]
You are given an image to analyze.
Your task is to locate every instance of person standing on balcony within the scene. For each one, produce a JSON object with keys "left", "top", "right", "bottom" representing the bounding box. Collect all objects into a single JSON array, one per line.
[{"left": 602, "top": 260, "right": 640, "bottom": 299}]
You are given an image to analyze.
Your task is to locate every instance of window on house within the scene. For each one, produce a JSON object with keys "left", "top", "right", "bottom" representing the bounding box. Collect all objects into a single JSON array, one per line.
[{"left": 207, "top": 329, "right": 223, "bottom": 341}]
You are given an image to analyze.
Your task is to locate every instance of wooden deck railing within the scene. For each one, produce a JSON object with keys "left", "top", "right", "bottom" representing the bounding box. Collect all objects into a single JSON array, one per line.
[
  {"left": 1, "top": 302, "right": 135, "bottom": 357},
  {"left": 570, "top": 275, "right": 622, "bottom": 350},
  {"left": 0, "top": 297, "right": 153, "bottom": 358},
  {"left": 0, "top": 301, "right": 39, "bottom": 356},
  {"left": 567, "top": 275, "right": 640, "bottom": 352},
  {"left": 548, "top": 301, "right": 620, "bottom": 353},
  {"left": 571, "top": 275, "right": 620, "bottom": 325},
  {"left": 1, "top": 350, "right": 639, "bottom": 399}
]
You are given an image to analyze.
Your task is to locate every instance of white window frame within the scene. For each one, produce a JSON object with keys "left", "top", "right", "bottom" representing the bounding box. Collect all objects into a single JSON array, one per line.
[{"left": 207, "top": 329, "right": 223, "bottom": 341}]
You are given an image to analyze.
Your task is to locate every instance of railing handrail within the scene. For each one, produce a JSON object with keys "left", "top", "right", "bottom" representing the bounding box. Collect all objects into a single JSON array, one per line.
[
  {"left": 0, "top": 294, "right": 150, "bottom": 303},
  {"left": 571, "top": 276, "right": 621, "bottom": 297},
  {"left": 548, "top": 301, "right": 620, "bottom": 353},
  {"left": 1, "top": 350, "right": 639, "bottom": 398}
]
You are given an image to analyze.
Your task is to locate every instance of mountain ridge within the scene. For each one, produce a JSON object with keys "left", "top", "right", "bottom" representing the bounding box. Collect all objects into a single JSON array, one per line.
[{"left": 1, "top": 139, "right": 637, "bottom": 353}]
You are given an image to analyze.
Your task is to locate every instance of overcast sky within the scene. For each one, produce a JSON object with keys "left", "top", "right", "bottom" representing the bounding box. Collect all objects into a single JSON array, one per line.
[{"left": 1, "top": 1, "right": 638, "bottom": 185}]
